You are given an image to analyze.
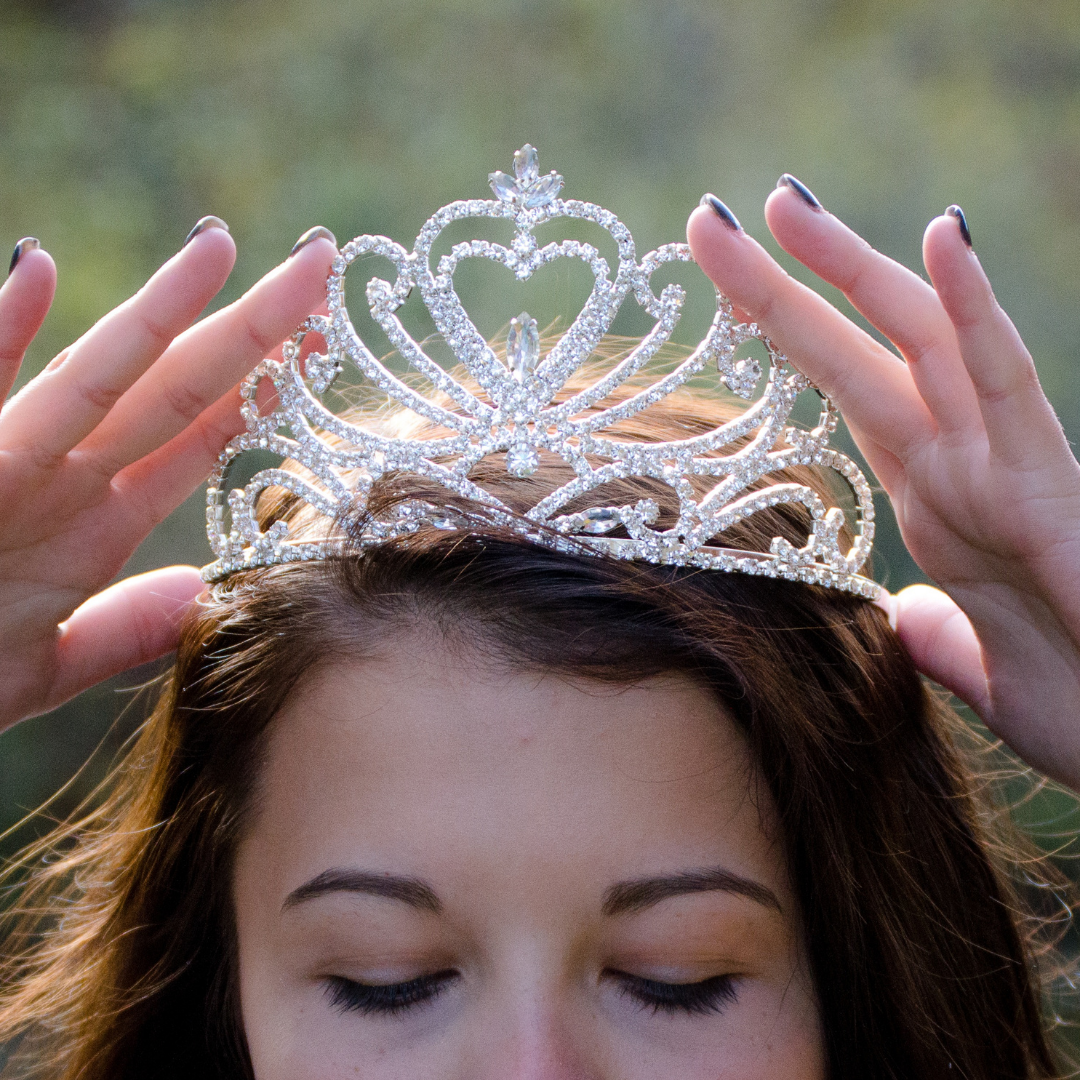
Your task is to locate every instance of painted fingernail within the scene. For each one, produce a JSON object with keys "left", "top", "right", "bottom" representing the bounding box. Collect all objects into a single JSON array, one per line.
[
  {"left": 8, "top": 237, "right": 39, "bottom": 276},
  {"left": 699, "top": 194, "right": 742, "bottom": 232},
  {"left": 946, "top": 205, "right": 973, "bottom": 248},
  {"left": 290, "top": 226, "right": 337, "bottom": 257},
  {"left": 777, "top": 173, "right": 823, "bottom": 211},
  {"left": 183, "top": 215, "right": 230, "bottom": 248}
]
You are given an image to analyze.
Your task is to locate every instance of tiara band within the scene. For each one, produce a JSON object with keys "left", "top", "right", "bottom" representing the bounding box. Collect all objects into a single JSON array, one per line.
[{"left": 202, "top": 145, "right": 879, "bottom": 599}]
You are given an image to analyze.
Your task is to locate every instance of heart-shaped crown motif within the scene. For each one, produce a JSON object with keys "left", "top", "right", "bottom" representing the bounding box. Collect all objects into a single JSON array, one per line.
[{"left": 202, "top": 145, "right": 878, "bottom": 598}]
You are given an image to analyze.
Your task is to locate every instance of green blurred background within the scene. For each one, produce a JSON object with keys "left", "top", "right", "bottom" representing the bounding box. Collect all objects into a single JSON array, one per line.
[{"left": 3, "top": 0, "right": 1080, "bottom": 1055}]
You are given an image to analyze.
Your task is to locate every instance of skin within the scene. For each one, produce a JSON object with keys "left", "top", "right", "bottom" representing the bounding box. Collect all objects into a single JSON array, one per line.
[
  {"left": 233, "top": 633, "right": 823, "bottom": 1079},
  {"left": 0, "top": 186, "right": 1074, "bottom": 1070},
  {"left": 1, "top": 187, "right": 1078, "bottom": 786},
  {"left": 0, "top": 224, "right": 336, "bottom": 724},
  {"left": 687, "top": 190, "right": 1080, "bottom": 785}
]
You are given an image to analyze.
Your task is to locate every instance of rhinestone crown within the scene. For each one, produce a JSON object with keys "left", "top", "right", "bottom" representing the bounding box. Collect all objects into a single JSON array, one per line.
[{"left": 202, "top": 146, "right": 878, "bottom": 598}]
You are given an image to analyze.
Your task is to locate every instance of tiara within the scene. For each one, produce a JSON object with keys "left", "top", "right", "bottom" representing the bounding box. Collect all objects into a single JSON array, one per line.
[{"left": 202, "top": 145, "right": 878, "bottom": 598}]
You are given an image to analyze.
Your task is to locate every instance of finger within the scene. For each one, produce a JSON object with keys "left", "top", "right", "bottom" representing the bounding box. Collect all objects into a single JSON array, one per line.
[
  {"left": 764, "top": 184, "right": 982, "bottom": 439},
  {"left": 922, "top": 210, "right": 1065, "bottom": 469},
  {"left": 50, "top": 565, "right": 204, "bottom": 710},
  {"left": 113, "top": 381, "right": 246, "bottom": 527},
  {"left": 0, "top": 223, "right": 236, "bottom": 461},
  {"left": 78, "top": 235, "right": 336, "bottom": 475},
  {"left": 686, "top": 202, "right": 931, "bottom": 469},
  {"left": 0, "top": 242, "right": 57, "bottom": 402},
  {"left": 892, "top": 583, "right": 990, "bottom": 717},
  {"left": 117, "top": 291, "right": 332, "bottom": 524}
]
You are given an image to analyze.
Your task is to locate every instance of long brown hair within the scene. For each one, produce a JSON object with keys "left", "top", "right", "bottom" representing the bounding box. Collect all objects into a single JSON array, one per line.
[{"left": 0, "top": 371, "right": 1072, "bottom": 1078}]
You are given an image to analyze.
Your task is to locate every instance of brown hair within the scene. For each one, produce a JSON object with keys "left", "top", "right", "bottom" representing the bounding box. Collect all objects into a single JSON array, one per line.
[{"left": 0, "top": 374, "right": 1071, "bottom": 1078}]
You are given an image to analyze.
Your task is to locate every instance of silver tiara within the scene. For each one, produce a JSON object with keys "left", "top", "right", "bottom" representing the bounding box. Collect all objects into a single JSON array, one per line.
[{"left": 202, "top": 145, "right": 878, "bottom": 598}]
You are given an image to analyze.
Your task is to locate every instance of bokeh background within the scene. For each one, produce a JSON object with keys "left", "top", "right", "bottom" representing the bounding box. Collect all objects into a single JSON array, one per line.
[{"left": 3, "top": 0, "right": 1080, "bottom": 1057}]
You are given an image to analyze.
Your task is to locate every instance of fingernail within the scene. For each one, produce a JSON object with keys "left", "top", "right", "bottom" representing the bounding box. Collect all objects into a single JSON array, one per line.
[
  {"left": 183, "top": 215, "right": 230, "bottom": 248},
  {"left": 8, "top": 237, "right": 39, "bottom": 276},
  {"left": 946, "top": 205, "right": 973, "bottom": 248},
  {"left": 290, "top": 226, "right": 337, "bottom": 257},
  {"left": 699, "top": 194, "right": 742, "bottom": 232},
  {"left": 777, "top": 173, "right": 823, "bottom": 211}
]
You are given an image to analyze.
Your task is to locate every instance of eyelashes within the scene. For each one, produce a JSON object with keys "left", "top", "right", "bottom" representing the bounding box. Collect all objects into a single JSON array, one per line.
[
  {"left": 612, "top": 971, "right": 739, "bottom": 1015},
  {"left": 325, "top": 970, "right": 457, "bottom": 1016},
  {"left": 324, "top": 970, "right": 738, "bottom": 1018}
]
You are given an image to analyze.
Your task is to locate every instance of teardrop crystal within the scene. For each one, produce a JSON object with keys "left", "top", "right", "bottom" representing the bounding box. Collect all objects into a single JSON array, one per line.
[
  {"left": 489, "top": 170, "right": 519, "bottom": 202},
  {"left": 522, "top": 172, "right": 564, "bottom": 208},
  {"left": 514, "top": 144, "right": 540, "bottom": 183},
  {"left": 507, "top": 312, "right": 540, "bottom": 380},
  {"left": 579, "top": 508, "right": 619, "bottom": 535}
]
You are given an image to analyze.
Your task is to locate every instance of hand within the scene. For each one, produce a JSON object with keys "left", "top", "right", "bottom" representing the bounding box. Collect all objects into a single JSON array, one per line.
[
  {"left": 0, "top": 223, "right": 337, "bottom": 733},
  {"left": 687, "top": 184, "right": 1080, "bottom": 790}
]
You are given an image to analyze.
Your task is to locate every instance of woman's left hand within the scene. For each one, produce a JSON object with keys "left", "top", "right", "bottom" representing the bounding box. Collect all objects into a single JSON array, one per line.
[{"left": 687, "top": 184, "right": 1080, "bottom": 790}]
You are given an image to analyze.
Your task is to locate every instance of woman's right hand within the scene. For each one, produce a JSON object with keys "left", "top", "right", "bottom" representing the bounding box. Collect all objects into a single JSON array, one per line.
[{"left": 0, "top": 221, "right": 337, "bottom": 734}]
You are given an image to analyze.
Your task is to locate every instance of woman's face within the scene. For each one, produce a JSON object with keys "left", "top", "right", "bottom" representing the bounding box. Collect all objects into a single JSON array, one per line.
[{"left": 232, "top": 629, "right": 823, "bottom": 1079}]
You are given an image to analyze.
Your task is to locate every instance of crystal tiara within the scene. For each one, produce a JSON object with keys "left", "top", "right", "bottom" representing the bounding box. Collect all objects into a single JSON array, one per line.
[{"left": 202, "top": 145, "right": 879, "bottom": 598}]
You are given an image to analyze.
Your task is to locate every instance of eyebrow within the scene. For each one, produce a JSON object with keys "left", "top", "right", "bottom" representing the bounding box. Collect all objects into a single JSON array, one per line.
[
  {"left": 602, "top": 867, "right": 781, "bottom": 918},
  {"left": 282, "top": 869, "right": 442, "bottom": 914},
  {"left": 281, "top": 865, "right": 779, "bottom": 919}
]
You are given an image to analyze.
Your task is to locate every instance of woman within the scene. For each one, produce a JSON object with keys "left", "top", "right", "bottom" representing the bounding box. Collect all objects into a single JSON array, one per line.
[{"left": 0, "top": 170, "right": 1078, "bottom": 1077}]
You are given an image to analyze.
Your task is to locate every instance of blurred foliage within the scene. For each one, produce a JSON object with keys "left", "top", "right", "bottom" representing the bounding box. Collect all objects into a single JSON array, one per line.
[{"left": 3, "top": 0, "right": 1080, "bottom": 1054}]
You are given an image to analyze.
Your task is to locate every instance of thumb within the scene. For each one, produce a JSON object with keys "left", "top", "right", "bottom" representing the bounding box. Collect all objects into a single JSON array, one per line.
[
  {"left": 51, "top": 566, "right": 205, "bottom": 711},
  {"left": 891, "top": 584, "right": 990, "bottom": 717}
]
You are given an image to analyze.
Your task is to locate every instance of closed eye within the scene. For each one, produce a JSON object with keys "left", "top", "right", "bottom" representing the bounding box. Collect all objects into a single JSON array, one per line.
[
  {"left": 324, "top": 970, "right": 459, "bottom": 1016},
  {"left": 608, "top": 970, "right": 739, "bottom": 1015}
]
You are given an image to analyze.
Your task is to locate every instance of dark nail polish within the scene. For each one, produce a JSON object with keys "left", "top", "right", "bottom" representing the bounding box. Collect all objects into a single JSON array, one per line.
[
  {"left": 183, "top": 215, "right": 230, "bottom": 248},
  {"left": 946, "top": 205, "right": 973, "bottom": 248},
  {"left": 8, "top": 236, "right": 39, "bottom": 276},
  {"left": 777, "top": 173, "right": 823, "bottom": 211},
  {"left": 699, "top": 194, "right": 742, "bottom": 232},
  {"left": 290, "top": 226, "right": 338, "bottom": 257}
]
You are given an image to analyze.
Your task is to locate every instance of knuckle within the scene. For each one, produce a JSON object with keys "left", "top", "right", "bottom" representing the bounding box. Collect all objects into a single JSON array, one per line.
[
  {"left": 985, "top": 357, "right": 1044, "bottom": 407},
  {"left": 974, "top": 382, "right": 1014, "bottom": 408},
  {"left": 76, "top": 377, "right": 127, "bottom": 414},
  {"left": 0, "top": 441, "right": 66, "bottom": 476},
  {"left": 833, "top": 240, "right": 879, "bottom": 297},
  {"left": 949, "top": 306, "right": 984, "bottom": 333},
  {"left": 0, "top": 342, "right": 27, "bottom": 367},
  {"left": 24, "top": 443, "right": 68, "bottom": 472},
  {"left": 135, "top": 307, "right": 179, "bottom": 353},
  {"left": 193, "top": 408, "right": 242, "bottom": 462},
  {"left": 240, "top": 310, "right": 281, "bottom": 358},
  {"left": 43, "top": 347, "right": 71, "bottom": 374},
  {"left": 752, "top": 290, "right": 777, "bottom": 328},
  {"left": 161, "top": 376, "right": 213, "bottom": 425},
  {"left": 820, "top": 363, "right": 861, "bottom": 414},
  {"left": 74, "top": 446, "right": 123, "bottom": 484},
  {"left": 835, "top": 259, "right": 869, "bottom": 300},
  {"left": 903, "top": 335, "right": 945, "bottom": 368}
]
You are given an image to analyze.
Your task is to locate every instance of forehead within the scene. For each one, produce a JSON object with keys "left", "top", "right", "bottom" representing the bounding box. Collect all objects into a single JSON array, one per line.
[{"left": 244, "top": 629, "right": 788, "bottom": 909}]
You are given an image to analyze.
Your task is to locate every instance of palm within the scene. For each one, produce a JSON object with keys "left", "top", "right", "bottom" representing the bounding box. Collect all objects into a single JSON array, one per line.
[
  {"left": 688, "top": 189, "right": 1080, "bottom": 788},
  {"left": 0, "top": 228, "right": 336, "bottom": 729},
  {"left": 898, "top": 436, "right": 1075, "bottom": 575},
  {"left": 0, "top": 455, "right": 166, "bottom": 716}
]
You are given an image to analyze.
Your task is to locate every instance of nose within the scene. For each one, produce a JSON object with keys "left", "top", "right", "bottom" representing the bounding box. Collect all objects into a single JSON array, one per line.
[{"left": 470, "top": 991, "right": 601, "bottom": 1080}]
